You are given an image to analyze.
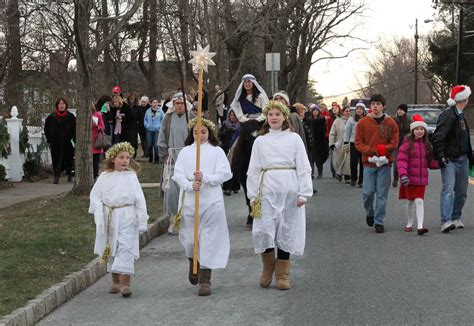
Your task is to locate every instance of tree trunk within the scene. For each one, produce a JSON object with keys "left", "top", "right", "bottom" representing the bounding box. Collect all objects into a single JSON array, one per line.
[
  {"left": 101, "top": 0, "right": 114, "bottom": 95},
  {"left": 148, "top": 0, "right": 158, "bottom": 97},
  {"left": 72, "top": 0, "right": 94, "bottom": 195},
  {"left": 5, "top": 0, "right": 22, "bottom": 116}
]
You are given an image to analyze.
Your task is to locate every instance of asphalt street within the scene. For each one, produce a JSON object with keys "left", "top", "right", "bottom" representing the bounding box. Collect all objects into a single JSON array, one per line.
[{"left": 39, "top": 165, "right": 474, "bottom": 326}]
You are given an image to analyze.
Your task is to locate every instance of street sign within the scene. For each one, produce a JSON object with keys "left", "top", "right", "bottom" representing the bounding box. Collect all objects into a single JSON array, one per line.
[{"left": 265, "top": 53, "right": 280, "bottom": 72}]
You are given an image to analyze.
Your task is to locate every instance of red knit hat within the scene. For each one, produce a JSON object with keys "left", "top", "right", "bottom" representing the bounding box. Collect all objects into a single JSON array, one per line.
[
  {"left": 447, "top": 85, "right": 471, "bottom": 106},
  {"left": 410, "top": 114, "right": 428, "bottom": 131},
  {"left": 112, "top": 86, "right": 122, "bottom": 94}
]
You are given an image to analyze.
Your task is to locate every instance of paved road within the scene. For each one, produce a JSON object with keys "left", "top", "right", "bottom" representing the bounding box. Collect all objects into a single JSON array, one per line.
[{"left": 39, "top": 167, "right": 474, "bottom": 325}]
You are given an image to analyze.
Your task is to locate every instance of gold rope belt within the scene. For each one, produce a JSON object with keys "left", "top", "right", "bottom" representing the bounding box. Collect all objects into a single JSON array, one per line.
[
  {"left": 251, "top": 167, "right": 296, "bottom": 219},
  {"left": 99, "top": 203, "right": 133, "bottom": 264}
]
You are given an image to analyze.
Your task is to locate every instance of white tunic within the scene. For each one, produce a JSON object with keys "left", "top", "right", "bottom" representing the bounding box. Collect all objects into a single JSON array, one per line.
[
  {"left": 247, "top": 129, "right": 313, "bottom": 255},
  {"left": 172, "top": 142, "right": 232, "bottom": 269},
  {"left": 329, "top": 116, "right": 351, "bottom": 176},
  {"left": 89, "top": 170, "right": 148, "bottom": 274}
]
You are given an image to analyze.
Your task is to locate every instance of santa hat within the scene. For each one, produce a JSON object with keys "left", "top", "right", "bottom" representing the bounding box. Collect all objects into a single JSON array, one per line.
[
  {"left": 410, "top": 114, "right": 428, "bottom": 131},
  {"left": 447, "top": 85, "right": 471, "bottom": 106}
]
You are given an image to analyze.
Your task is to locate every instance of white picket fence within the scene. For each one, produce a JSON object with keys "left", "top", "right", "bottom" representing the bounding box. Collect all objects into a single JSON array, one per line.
[{"left": 0, "top": 107, "right": 52, "bottom": 181}]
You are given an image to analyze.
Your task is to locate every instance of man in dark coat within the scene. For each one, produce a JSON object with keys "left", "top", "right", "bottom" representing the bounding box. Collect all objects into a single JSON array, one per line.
[{"left": 44, "top": 98, "right": 76, "bottom": 184}]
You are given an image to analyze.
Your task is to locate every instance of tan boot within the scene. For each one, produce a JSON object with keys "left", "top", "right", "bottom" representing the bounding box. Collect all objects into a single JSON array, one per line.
[
  {"left": 260, "top": 251, "right": 275, "bottom": 288},
  {"left": 120, "top": 274, "right": 132, "bottom": 297},
  {"left": 275, "top": 259, "right": 290, "bottom": 290},
  {"left": 109, "top": 273, "right": 122, "bottom": 294},
  {"left": 188, "top": 258, "right": 199, "bottom": 285},
  {"left": 198, "top": 268, "right": 212, "bottom": 296}
]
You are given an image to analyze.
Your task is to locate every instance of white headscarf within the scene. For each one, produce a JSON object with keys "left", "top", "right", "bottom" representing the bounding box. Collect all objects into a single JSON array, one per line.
[
  {"left": 230, "top": 74, "right": 269, "bottom": 111},
  {"left": 166, "top": 92, "right": 193, "bottom": 113}
]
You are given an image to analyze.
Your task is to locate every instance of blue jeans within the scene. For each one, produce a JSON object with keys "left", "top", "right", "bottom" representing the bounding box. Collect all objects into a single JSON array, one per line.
[
  {"left": 362, "top": 166, "right": 391, "bottom": 225},
  {"left": 440, "top": 154, "right": 469, "bottom": 224},
  {"left": 146, "top": 130, "right": 159, "bottom": 160}
]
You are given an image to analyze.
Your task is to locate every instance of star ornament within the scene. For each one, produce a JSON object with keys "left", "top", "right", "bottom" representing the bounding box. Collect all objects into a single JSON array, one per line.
[{"left": 189, "top": 44, "right": 216, "bottom": 72}]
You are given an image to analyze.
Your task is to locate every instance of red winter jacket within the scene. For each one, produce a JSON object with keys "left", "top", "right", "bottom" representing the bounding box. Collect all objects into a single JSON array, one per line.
[{"left": 397, "top": 138, "right": 440, "bottom": 185}]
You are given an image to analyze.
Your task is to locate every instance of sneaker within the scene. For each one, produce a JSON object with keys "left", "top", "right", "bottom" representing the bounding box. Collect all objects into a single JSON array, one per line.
[
  {"left": 350, "top": 181, "right": 356, "bottom": 187},
  {"left": 453, "top": 219, "right": 464, "bottom": 229},
  {"left": 335, "top": 174, "right": 342, "bottom": 181},
  {"left": 223, "top": 189, "right": 232, "bottom": 196},
  {"left": 404, "top": 226, "right": 413, "bottom": 232},
  {"left": 366, "top": 215, "right": 374, "bottom": 227},
  {"left": 441, "top": 221, "right": 455, "bottom": 233},
  {"left": 375, "top": 224, "right": 385, "bottom": 233},
  {"left": 392, "top": 179, "right": 398, "bottom": 187},
  {"left": 417, "top": 228, "right": 429, "bottom": 235}
]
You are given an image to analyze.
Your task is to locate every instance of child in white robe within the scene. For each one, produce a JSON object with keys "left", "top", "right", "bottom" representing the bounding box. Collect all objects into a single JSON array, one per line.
[
  {"left": 172, "top": 118, "right": 232, "bottom": 296},
  {"left": 89, "top": 142, "right": 148, "bottom": 298},
  {"left": 247, "top": 100, "right": 313, "bottom": 290}
]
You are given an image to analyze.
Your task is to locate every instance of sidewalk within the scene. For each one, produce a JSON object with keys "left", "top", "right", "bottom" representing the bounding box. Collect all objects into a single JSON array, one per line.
[{"left": 0, "top": 178, "right": 73, "bottom": 209}]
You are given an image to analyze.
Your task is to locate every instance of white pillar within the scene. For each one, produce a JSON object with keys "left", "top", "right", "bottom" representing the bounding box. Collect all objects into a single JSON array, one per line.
[{"left": 6, "top": 106, "right": 24, "bottom": 182}]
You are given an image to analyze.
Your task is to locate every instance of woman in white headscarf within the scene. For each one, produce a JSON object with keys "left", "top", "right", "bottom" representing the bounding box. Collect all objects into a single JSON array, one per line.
[
  {"left": 231, "top": 74, "right": 269, "bottom": 228},
  {"left": 230, "top": 74, "right": 269, "bottom": 123}
]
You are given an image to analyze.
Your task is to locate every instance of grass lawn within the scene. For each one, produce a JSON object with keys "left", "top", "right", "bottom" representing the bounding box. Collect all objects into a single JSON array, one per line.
[{"left": 0, "top": 162, "right": 163, "bottom": 317}]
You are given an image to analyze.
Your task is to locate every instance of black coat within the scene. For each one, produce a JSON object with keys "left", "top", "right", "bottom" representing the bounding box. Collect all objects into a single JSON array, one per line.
[
  {"left": 432, "top": 106, "right": 473, "bottom": 164},
  {"left": 122, "top": 104, "right": 140, "bottom": 149},
  {"left": 44, "top": 112, "right": 76, "bottom": 173},
  {"left": 311, "top": 117, "right": 329, "bottom": 163}
]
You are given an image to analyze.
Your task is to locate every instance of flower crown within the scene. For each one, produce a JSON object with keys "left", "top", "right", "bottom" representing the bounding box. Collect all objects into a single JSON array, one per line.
[
  {"left": 187, "top": 117, "right": 216, "bottom": 131},
  {"left": 263, "top": 100, "right": 290, "bottom": 117},
  {"left": 105, "top": 142, "right": 135, "bottom": 160}
]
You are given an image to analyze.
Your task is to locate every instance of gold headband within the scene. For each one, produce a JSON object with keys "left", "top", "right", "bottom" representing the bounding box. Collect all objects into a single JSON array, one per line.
[
  {"left": 105, "top": 142, "right": 135, "bottom": 160},
  {"left": 263, "top": 100, "right": 290, "bottom": 117},
  {"left": 187, "top": 117, "right": 216, "bottom": 131}
]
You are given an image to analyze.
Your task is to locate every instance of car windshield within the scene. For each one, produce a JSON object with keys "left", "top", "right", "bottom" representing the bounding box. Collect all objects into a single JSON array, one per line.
[{"left": 407, "top": 110, "right": 441, "bottom": 124}]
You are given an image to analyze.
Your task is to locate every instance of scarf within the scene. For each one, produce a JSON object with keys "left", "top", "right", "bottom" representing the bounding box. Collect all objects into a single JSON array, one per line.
[
  {"left": 114, "top": 109, "right": 122, "bottom": 135},
  {"left": 55, "top": 109, "right": 68, "bottom": 118},
  {"left": 240, "top": 98, "right": 262, "bottom": 115}
]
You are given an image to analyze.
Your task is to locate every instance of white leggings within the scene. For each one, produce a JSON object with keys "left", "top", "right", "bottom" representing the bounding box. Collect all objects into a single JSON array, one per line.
[{"left": 406, "top": 198, "right": 425, "bottom": 229}]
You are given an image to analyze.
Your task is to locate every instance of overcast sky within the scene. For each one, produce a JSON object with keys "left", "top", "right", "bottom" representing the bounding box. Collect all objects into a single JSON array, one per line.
[{"left": 310, "top": 0, "right": 436, "bottom": 100}]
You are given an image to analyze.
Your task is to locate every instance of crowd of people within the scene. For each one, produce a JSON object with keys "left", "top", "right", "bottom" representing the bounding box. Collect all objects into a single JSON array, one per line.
[{"left": 43, "top": 77, "right": 473, "bottom": 298}]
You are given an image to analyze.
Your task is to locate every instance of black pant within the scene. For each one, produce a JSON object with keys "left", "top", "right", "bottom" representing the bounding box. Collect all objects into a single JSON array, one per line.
[
  {"left": 350, "top": 143, "right": 363, "bottom": 184},
  {"left": 93, "top": 153, "right": 101, "bottom": 178},
  {"left": 264, "top": 248, "right": 290, "bottom": 260},
  {"left": 138, "top": 127, "right": 147, "bottom": 155}
]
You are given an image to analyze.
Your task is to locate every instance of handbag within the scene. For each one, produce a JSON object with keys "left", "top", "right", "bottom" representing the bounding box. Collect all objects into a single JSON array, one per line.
[{"left": 94, "top": 129, "right": 111, "bottom": 149}]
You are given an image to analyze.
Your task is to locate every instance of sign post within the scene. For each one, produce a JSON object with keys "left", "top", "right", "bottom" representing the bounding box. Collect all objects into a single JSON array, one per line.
[{"left": 266, "top": 53, "right": 281, "bottom": 95}]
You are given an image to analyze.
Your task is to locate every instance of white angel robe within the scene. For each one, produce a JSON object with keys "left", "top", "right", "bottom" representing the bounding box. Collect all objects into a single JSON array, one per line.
[
  {"left": 89, "top": 170, "right": 149, "bottom": 274},
  {"left": 172, "top": 142, "right": 232, "bottom": 269},
  {"left": 247, "top": 129, "right": 313, "bottom": 256}
]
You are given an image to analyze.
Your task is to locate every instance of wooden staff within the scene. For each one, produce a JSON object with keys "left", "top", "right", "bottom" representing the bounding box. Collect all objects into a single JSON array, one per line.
[{"left": 193, "top": 67, "right": 204, "bottom": 275}]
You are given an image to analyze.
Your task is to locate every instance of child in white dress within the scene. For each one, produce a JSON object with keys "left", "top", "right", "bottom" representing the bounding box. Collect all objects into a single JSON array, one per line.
[
  {"left": 247, "top": 100, "right": 313, "bottom": 290},
  {"left": 172, "top": 118, "right": 232, "bottom": 296},
  {"left": 89, "top": 142, "right": 148, "bottom": 297}
]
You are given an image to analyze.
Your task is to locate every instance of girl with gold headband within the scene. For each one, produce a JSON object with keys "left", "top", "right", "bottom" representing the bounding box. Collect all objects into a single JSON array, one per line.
[
  {"left": 88, "top": 142, "right": 149, "bottom": 298},
  {"left": 247, "top": 100, "right": 313, "bottom": 290},
  {"left": 172, "top": 118, "right": 232, "bottom": 296}
]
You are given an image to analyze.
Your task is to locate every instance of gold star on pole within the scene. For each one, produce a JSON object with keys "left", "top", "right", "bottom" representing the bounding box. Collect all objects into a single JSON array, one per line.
[{"left": 188, "top": 44, "right": 216, "bottom": 72}]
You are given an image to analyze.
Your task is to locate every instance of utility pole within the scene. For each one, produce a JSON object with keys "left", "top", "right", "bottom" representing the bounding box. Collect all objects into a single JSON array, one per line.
[
  {"left": 455, "top": 4, "right": 464, "bottom": 84},
  {"left": 414, "top": 18, "right": 419, "bottom": 104}
]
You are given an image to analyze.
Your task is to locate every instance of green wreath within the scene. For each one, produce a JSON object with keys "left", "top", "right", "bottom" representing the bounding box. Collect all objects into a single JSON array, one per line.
[{"left": 19, "top": 126, "right": 29, "bottom": 154}]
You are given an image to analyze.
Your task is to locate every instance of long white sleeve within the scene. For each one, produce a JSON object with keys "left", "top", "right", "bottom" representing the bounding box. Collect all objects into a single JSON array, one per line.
[
  {"left": 202, "top": 147, "right": 233, "bottom": 186},
  {"left": 344, "top": 118, "right": 353, "bottom": 143},
  {"left": 246, "top": 137, "right": 263, "bottom": 202},
  {"left": 89, "top": 174, "right": 105, "bottom": 236},
  {"left": 295, "top": 136, "right": 313, "bottom": 201},
  {"left": 172, "top": 149, "right": 194, "bottom": 192},
  {"left": 131, "top": 173, "right": 149, "bottom": 232},
  {"left": 329, "top": 121, "right": 337, "bottom": 147}
]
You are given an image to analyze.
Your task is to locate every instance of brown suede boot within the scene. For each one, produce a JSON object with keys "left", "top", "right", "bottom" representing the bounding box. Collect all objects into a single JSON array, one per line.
[
  {"left": 120, "top": 274, "right": 132, "bottom": 297},
  {"left": 198, "top": 268, "right": 212, "bottom": 296},
  {"left": 275, "top": 259, "right": 290, "bottom": 290},
  {"left": 260, "top": 251, "right": 275, "bottom": 288},
  {"left": 188, "top": 258, "right": 199, "bottom": 285},
  {"left": 109, "top": 273, "right": 122, "bottom": 294}
]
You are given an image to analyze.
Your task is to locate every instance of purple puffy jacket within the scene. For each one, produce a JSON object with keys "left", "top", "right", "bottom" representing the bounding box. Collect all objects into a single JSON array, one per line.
[{"left": 397, "top": 138, "right": 440, "bottom": 185}]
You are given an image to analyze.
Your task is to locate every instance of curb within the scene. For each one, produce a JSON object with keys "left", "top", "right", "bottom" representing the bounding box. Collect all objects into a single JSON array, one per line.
[{"left": 0, "top": 215, "right": 170, "bottom": 326}]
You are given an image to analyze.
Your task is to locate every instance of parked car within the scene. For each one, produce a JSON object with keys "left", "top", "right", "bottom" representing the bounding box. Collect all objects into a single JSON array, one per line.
[{"left": 406, "top": 104, "right": 444, "bottom": 138}]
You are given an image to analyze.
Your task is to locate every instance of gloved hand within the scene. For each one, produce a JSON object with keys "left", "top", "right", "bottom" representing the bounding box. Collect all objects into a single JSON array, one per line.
[
  {"left": 330, "top": 144, "right": 335, "bottom": 150},
  {"left": 400, "top": 176, "right": 409, "bottom": 186},
  {"left": 439, "top": 157, "right": 449, "bottom": 168},
  {"left": 376, "top": 144, "right": 386, "bottom": 157}
]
